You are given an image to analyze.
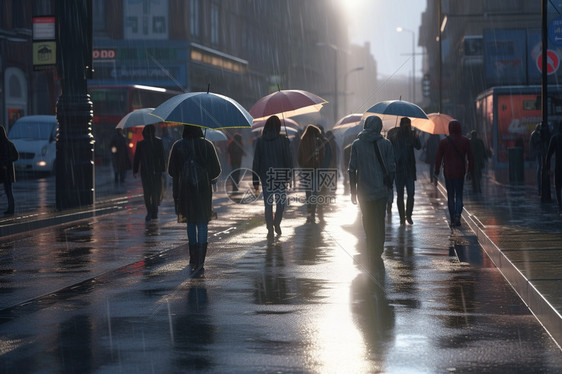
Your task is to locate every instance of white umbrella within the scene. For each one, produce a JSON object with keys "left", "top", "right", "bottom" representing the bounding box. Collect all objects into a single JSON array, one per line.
[
  {"left": 115, "top": 108, "right": 161, "bottom": 129},
  {"left": 204, "top": 128, "right": 228, "bottom": 142}
]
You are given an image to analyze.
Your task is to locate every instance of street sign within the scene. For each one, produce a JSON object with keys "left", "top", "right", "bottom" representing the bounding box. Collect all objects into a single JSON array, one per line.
[
  {"left": 536, "top": 50, "right": 560, "bottom": 75},
  {"left": 549, "top": 18, "right": 562, "bottom": 47},
  {"left": 32, "top": 16, "right": 55, "bottom": 40}
]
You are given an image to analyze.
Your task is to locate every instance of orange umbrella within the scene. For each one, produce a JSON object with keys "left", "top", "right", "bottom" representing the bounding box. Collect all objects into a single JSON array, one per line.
[
  {"left": 412, "top": 113, "right": 454, "bottom": 135},
  {"left": 249, "top": 90, "right": 327, "bottom": 121}
]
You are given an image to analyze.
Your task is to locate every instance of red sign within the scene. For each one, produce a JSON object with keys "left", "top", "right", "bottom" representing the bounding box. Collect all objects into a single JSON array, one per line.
[
  {"left": 93, "top": 49, "right": 116, "bottom": 60},
  {"left": 536, "top": 50, "right": 560, "bottom": 75}
]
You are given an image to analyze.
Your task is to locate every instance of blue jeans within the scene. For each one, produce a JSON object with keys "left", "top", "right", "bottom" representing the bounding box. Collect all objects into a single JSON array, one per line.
[
  {"left": 262, "top": 187, "right": 287, "bottom": 229},
  {"left": 187, "top": 222, "right": 208, "bottom": 245},
  {"left": 445, "top": 177, "right": 464, "bottom": 222}
]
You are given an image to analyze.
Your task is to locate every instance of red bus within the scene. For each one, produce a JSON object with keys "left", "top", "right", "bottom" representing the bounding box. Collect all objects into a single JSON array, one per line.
[
  {"left": 89, "top": 84, "right": 183, "bottom": 164},
  {"left": 475, "top": 85, "right": 562, "bottom": 165}
]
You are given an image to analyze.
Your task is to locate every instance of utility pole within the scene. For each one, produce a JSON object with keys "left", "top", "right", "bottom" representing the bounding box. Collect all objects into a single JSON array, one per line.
[
  {"left": 541, "top": 0, "right": 552, "bottom": 202},
  {"left": 55, "top": 0, "right": 94, "bottom": 210}
]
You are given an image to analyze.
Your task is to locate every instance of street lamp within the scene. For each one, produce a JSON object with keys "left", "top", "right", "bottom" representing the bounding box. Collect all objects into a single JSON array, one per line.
[
  {"left": 316, "top": 42, "right": 339, "bottom": 123},
  {"left": 344, "top": 66, "right": 364, "bottom": 115},
  {"left": 396, "top": 27, "right": 416, "bottom": 103}
]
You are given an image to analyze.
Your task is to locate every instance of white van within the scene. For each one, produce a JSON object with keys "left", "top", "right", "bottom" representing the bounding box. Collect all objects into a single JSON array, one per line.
[{"left": 8, "top": 115, "right": 57, "bottom": 174}]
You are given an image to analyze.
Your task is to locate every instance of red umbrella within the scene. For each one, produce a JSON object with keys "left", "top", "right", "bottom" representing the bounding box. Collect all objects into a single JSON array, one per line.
[{"left": 249, "top": 89, "right": 327, "bottom": 121}]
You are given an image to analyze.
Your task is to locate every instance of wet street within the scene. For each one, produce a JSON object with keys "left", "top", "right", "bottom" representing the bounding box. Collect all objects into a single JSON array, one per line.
[{"left": 1, "top": 175, "right": 561, "bottom": 373}]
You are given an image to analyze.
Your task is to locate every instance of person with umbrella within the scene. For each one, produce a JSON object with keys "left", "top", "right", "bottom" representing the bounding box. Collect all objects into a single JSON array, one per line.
[
  {"left": 348, "top": 116, "right": 395, "bottom": 267},
  {"left": 252, "top": 115, "right": 293, "bottom": 240},
  {"left": 469, "top": 130, "right": 488, "bottom": 193},
  {"left": 133, "top": 124, "right": 166, "bottom": 221},
  {"left": 168, "top": 125, "right": 221, "bottom": 274},
  {"left": 109, "top": 128, "right": 131, "bottom": 186},
  {"left": 389, "top": 117, "right": 421, "bottom": 225},
  {"left": 227, "top": 133, "right": 247, "bottom": 191},
  {"left": 434, "top": 120, "right": 473, "bottom": 228}
]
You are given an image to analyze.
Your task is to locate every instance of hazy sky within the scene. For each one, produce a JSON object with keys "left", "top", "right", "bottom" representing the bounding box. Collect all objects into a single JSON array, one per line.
[{"left": 343, "top": 0, "right": 428, "bottom": 78}]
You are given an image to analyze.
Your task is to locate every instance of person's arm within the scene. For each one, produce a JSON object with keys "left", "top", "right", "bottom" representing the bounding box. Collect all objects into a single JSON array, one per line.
[
  {"left": 434, "top": 141, "right": 444, "bottom": 176},
  {"left": 252, "top": 139, "right": 261, "bottom": 189},
  {"left": 132, "top": 141, "right": 141, "bottom": 176}
]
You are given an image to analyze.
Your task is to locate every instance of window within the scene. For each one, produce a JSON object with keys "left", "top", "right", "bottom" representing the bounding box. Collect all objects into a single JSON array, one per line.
[
  {"left": 190, "top": 0, "right": 200, "bottom": 37},
  {"left": 211, "top": 3, "right": 219, "bottom": 45},
  {"left": 93, "top": 0, "right": 106, "bottom": 33}
]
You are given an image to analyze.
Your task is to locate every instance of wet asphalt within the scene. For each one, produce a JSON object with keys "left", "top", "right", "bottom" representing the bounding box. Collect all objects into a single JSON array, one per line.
[{"left": 0, "top": 165, "right": 561, "bottom": 373}]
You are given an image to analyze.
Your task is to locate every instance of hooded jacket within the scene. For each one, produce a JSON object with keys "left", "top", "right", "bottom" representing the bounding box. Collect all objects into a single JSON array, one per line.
[
  {"left": 348, "top": 116, "right": 395, "bottom": 200},
  {"left": 434, "top": 120, "right": 473, "bottom": 179}
]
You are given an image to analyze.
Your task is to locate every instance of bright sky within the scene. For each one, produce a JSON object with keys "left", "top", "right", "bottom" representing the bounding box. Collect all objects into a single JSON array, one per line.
[{"left": 342, "top": 0, "right": 428, "bottom": 78}]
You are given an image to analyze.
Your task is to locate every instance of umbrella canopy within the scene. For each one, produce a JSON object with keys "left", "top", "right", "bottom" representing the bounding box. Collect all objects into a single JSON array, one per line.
[
  {"left": 204, "top": 128, "right": 229, "bottom": 142},
  {"left": 365, "top": 100, "right": 428, "bottom": 119},
  {"left": 115, "top": 108, "right": 161, "bottom": 129},
  {"left": 150, "top": 92, "right": 253, "bottom": 129},
  {"left": 412, "top": 113, "right": 454, "bottom": 135},
  {"left": 251, "top": 117, "right": 301, "bottom": 134},
  {"left": 249, "top": 89, "right": 327, "bottom": 121},
  {"left": 334, "top": 113, "right": 362, "bottom": 129}
]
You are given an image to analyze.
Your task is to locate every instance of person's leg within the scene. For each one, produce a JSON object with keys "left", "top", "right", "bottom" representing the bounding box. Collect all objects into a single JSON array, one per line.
[
  {"left": 262, "top": 189, "right": 274, "bottom": 238},
  {"left": 371, "top": 197, "right": 387, "bottom": 258},
  {"left": 405, "top": 177, "right": 415, "bottom": 223},
  {"left": 358, "top": 198, "right": 376, "bottom": 251},
  {"left": 141, "top": 178, "right": 152, "bottom": 220},
  {"left": 395, "top": 179, "right": 406, "bottom": 223},
  {"left": 445, "top": 178, "right": 455, "bottom": 225},
  {"left": 536, "top": 155, "right": 542, "bottom": 195},
  {"left": 187, "top": 223, "right": 198, "bottom": 269},
  {"left": 453, "top": 178, "right": 465, "bottom": 225},
  {"left": 273, "top": 189, "right": 286, "bottom": 235},
  {"left": 4, "top": 182, "right": 14, "bottom": 214}
]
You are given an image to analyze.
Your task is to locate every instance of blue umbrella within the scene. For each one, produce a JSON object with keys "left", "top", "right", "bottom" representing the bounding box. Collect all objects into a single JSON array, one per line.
[
  {"left": 150, "top": 92, "right": 253, "bottom": 129},
  {"left": 365, "top": 100, "right": 428, "bottom": 119}
]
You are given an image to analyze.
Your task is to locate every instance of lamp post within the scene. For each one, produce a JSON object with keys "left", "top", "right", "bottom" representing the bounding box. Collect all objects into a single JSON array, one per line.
[
  {"left": 396, "top": 27, "right": 416, "bottom": 103},
  {"left": 344, "top": 66, "right": 364, "bottom": 115},
  {"left": 316, "top": 42, "right": 339, "bottom": 123}
]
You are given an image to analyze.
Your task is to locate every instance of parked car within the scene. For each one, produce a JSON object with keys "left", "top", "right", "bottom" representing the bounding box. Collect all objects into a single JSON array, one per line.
[{"left": 8, "top": 115, "right": 57, "bottom": 174}]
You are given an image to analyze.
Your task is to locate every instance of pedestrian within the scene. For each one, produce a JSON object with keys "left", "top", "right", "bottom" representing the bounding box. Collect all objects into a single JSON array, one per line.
[
  {"left": 424, "top": 133, "right": 441, "bottom": 185},
  {"left": 469, "top": 130, "right": 488, "bottom": 193},
  {"left": 546, "top": 121, "right": 562, "bottom": 214},
  {"left": 434, "top": 120, "right": 473, "bottom": 228},
  {"left": 168, "top": 125, "right": 221, "bottom": 273},
  {"left": 160, "top": 125, "right": 176, "bottom": 188},
  {"left": 0, "top": 126, "right": 19, "bottom": 215},
  {"left": 110, "top": 128, "right": 131, "bottom": 185},
  {"left": 133, "top": 124, "right": 166, "bottom": 221},
  {"left": 227, "top": 133, "right": 247, "bottom": 191},
  {"left": 348, "top": 115, "right": 395, "bottom": 265},
  {"left": 389, "top": 117, "right": 421, "bottom": 225},
  {"left": 530, "top": 123, "right": 549, "bottom": 196},
  {"left": 252, "top": 115, "right": 293, "bottom": 240},
  {"left": 297, "top": 124, "right": 326, "bottom": 224}
]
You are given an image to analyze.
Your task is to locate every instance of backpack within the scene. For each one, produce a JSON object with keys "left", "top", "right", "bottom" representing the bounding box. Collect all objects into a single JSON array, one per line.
[{"left": 179, "top": 140, "right": 208, "bottom": 192}]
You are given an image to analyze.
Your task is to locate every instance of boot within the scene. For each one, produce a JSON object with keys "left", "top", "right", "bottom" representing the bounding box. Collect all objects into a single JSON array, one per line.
[
  {"left": 197, "top": 243, "right": 208, "bottom": 272},
  {"left": 189, "top": 244, "right": 199, "bottom": 271}
]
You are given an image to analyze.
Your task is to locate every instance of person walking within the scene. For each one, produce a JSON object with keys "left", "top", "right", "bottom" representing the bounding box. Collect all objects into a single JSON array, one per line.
[
  {"left": 424, "top": 133, "right": 441, "bottom": 185},
  {"left": 0, "top": 126, "right": 19, "bottom": 215},
  {"left": 297, "top": 124, "right": 326, "bottom": 224},
  {"left": 227, "top": 133, "right": 247, "bottom": 191},
  {"left": 546, "top": 121, "right": 562, "bottom": 214},
  {"left": 434, "top": 120, "right": 473, "bottom": 228},
  {"left": 348, "top": 116, "right": 395, "bottom": 265},
  {"left": 389, "top": 117, "right": 421, "bottom": 225},
  {"left": 530, "top": 123, "right": 550, "bottom": 196},
  {"left": 110, "top": 128, "right": 131, "bottom": 185},
  {"left": 469, "top": 130, "right": 488, "bottom": 193},
  {"left": 252, "top": 115, "right": 293, "bottom": 240},
  {"left": 168, "top": 125, "right": 221, "bottom": 273},
  {"left": 133, "top": 124, "right": 166, "bottom": 221}
]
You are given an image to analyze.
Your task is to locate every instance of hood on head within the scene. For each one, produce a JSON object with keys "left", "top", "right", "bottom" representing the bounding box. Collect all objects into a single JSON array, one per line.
[
  {"left": 448, "top": 120, "right": 462, "bottom": 135},
  {"left": 364, "top": 115, "right": 383, "bottom": 133}
]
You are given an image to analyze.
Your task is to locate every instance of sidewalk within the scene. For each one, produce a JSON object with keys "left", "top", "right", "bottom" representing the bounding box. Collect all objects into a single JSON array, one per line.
[
  {"left": 433, "top": 167, "right": 562, "bottom": 348},
  {"left": 1, "top": 163, "right": 561, "bottom": 348}
]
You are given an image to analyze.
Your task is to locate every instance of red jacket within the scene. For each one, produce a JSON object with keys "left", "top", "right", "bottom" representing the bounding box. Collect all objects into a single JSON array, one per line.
[{"left": 435, "top": 121, "right": 473, "bottom": 179}]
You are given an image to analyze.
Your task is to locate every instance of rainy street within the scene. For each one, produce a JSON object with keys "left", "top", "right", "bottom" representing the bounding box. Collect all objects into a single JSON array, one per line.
[{"left": 1, "top": 172, "right": 561, "bottom": 373}]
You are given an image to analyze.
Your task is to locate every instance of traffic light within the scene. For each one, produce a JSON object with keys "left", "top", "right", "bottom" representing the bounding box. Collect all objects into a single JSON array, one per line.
[{"left": 422, "top": 74, "right": 431, "bottom": 97}]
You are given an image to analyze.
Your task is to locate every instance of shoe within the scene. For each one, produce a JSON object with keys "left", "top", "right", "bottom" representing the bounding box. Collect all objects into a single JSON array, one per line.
[
  {"left": 386, "top": 202, "right": 392, "bottom": 214},
  {"left": 4, "top": 210, "right": 14, "bottom": 216},
  {"left": 145, "top": 215, "right": 151, "bottom": 222},
  {"left": 267, "top": 228, "right": 274, "bottom": 241},
  {"left": 274, "top": 224, "right": 282, "bottom": 236},
  {"left": 455, "top": 219, "right": 461, "bottom": 227},
  {"left": 399, "top": 217, "right": 405, "bottom": 225},
  {"left": 406, "top": 217, "right": 413, "bottom": 225}
]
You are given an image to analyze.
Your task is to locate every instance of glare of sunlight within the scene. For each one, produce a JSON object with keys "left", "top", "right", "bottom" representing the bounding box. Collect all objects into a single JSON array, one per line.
[{"left": 338, "top": 0, "right": 365, "bottom": 13}]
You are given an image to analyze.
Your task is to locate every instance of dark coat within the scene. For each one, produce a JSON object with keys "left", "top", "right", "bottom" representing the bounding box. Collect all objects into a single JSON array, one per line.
[
  {"left": 0, "top": 127, "right": 19, "bottom": 183},
  {"left": 435, "top": 121, "right": 473, "bottom": 179},
  {"left": 110, "top": 130, "right": 131, "bottom": 173},
  {"left": 390, "top": 126, "right": 421, "bottom": 183},
  {"left": 546, "top": 133, "right": 562, "bottom": 184},
  {"left": 133, "top": 134, "right": 166, "bottom": 180},
  {"left": 252, "top": 131, "right": 293, "bottom": 190},
  {"left": 168, "top": 137, "right": 221, "bottom": 223}
]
